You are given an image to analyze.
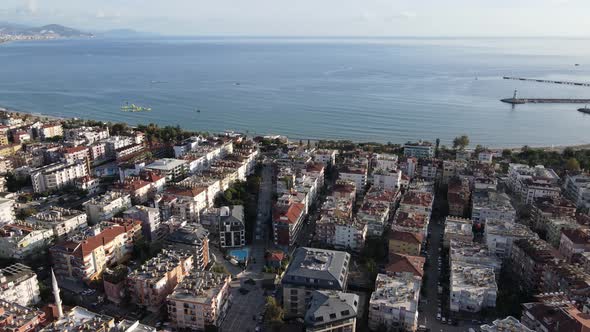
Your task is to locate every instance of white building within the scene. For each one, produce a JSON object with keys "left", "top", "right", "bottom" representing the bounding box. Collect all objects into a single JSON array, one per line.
[
  {"left": 217, "top": 206, "right": 245, "bottom": 248},
  {"left": 338, "top": 167, "right": 368, "bottom": 194},
  {"left": 315, "top": 215, "right": 367, "bottom": 252},
  {"left": 368, "top": 273, "right": 421, "bottom": 332},
  {"left": 484, "top": 219, "right": 538, "bottom": 258},
  {"left": 372, "top": 168, "right": 402, "bottom": 190},
  {"left": 471, "top": 189, "right": 516, "bottom": 225},
  {"left": 564, "top": 174, "right": 590, "bottom": 210},
  {"left": 449, "top": 261, "right": 497, "bottom": 313},
  {"left": 84, "top": 191, "right": 132, "bottom": 224},
  {"left": 480, "top": 316, "right": 532, "bottom": 332},
  {"left": 478, "top": 150, "right": 495, "bottom": 164},
  {"left": 0, "top": 263, "right": 40, "bottom": 306},
  {"left": 508, "top": 164, "right": 560, "bottom": 204},
  {"left": 30, "top": 161, "right": 88, "bottom": 193},
  {"left": 314, "top": 149, "right": 337, "bottom": 166},
  {"left": 145, "top": 158, "right": 188, "bottom": 181},
  {"left": 443, "top": 217, "right": 474, "bottom": 247},
  {"left": 403, "top": 141, "right": 434, "bottom": 159},
  {"left": 123, "top": 205, "right": 161, "bottom": 241},
  {"left": 0, "top": 198, "right": 15, "bottom": 225},
  {"left": 375, "top": 153, "right": 398, "bottom": 171},
  {"left": 26, "top": 207, "right": 88, "bottom": 238},
  {"left": 0, "top": 223, "right": 54, "bottom": 259}
]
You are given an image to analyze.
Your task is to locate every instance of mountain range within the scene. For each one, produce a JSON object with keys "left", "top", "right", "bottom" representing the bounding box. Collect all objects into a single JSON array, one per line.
[{"left": 0, "top": 22, "right": 93, "bottom": 38}]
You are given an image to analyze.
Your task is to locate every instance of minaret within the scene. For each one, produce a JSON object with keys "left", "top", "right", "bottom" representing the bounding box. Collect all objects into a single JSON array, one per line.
[{"left": 51, "top": 268, "right": 64, "bottom": 319}]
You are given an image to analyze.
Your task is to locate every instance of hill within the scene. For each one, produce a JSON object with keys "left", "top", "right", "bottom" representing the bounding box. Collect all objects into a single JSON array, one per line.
[{"left": 0, "top": 23, "right": 93, "bottom": 38}]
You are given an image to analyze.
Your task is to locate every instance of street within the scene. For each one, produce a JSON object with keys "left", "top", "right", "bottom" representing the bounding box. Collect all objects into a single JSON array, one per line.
[
  {"left": 220, "top": 162, "right": 273, "bottom": 332},
  {"left": 420, "top": 216, "right": 481, "bottom": 332}
]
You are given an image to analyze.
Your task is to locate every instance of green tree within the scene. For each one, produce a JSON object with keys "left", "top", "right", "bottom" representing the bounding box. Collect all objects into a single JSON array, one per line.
[
  {"left": 435, "top": 138, "right": 440, "bottom": 158},
  {"left": 265, "top": 296, "right": 284, "bottom": 322},
  {"left": 502, "top": 149, "right": 512, "bottom": 159},
  {"left": 452, "top": 135, "right": 470, "bottom": 150},
  {"left": 566, "top": 158, "right": 581, "bottom": 172}
]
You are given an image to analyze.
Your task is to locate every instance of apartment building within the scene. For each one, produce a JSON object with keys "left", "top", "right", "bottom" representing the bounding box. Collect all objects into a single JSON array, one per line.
[
  {"left": 484, "top": 219, "right": 538, "bottom": 258},
  {"left": 0, "top": 198, "right": 14, "bottom": 225},
  {"left": 564, "top": 174, "right": 590, "bottom": 209},
  {"left": 26, "top": 207, "right": 88, "bottom": 238},
  {"left": 304, "top": 290, "right": 359, "bottom": 332},
  {"left": 403, "top": 141, "right": 434, "bottom": 159},
  {"left": 50, "top": 222, "right": 140, "bottom": 282},
  {"left": 315, "top": 215, "right": 367, "bottom": 252},
  {"left": 388, "top": 231, "right": 423, "bottom": 257},
  {"left": 449, "top": 261, "right": 497, "bottom": 313},
  {"left": 167, "top": 271, "right": 231, "bottom": 330},
  {"left": 368, "top": 273, "right": 421, "bottom": 331},
  {"left": 127, "top": 250, "right": 193, "bottom": 312},
  {"left": 123, "top": 205, "right": 161, "bottom": 241},
  {"left": 165, "top": 223, "right": 210, "bottom": 270},
  {"left": 385, "top": 253, "right": 425, "bottom": 279},
  {"left": 560, "top": 228, "right": 590, "bottom": 263},
  {"left": 0, "top": 263, "right": 40, "bottom": 306},
  {"left": 546, "top": 217, "right": 581, "bottom": 248},
  {"left": 145, "top": 158, "right": 188, "bottom": 181},
  {"left": 508, "top": 164, "right": 560, "bottom": 204},
  {"left": 531, "top": 197, "right": 577, "bottom": 234},
  {"left": 0, "top": 223, "right": 54, "bottom": 259},
  {"left": 84, "top": 191, "right": 132, "bottom": 224},
  {"left": 273, "top": 199, "right": 306, "bottom": 248},
  {"left": 0, "top": 299, "right": 46, "bottom": 332},
  {"left": 443, "top": 217, "right": 474, "bottom": 247},
  {"left": 510, "top": 238, "right": 560, "bottom": 293},
  {"left": 447, "top": 177, "right": 471, "bottom": 217},
  {"left": 481, "top": 316, "right": 532, "bottom": 332},
  {"left": 282, "top": 248, "right": 350, "bottom": 318},
  {"left": 471, "top": 189, "right": 516, "bottom": 225},
  {"left": 30, "top": 161, "right": 88, "bottom": 193}
]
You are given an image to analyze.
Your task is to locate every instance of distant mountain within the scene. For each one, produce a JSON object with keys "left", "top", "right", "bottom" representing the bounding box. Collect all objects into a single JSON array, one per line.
[
  {"left": 97, "top": 29, "right": 155, "bottom": 38},
  {"left": 0, "top": 23, "right": 93, "bottom": 38}
]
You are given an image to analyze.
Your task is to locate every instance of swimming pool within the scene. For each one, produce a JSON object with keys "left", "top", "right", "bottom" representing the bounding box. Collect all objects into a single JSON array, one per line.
[{"left": 228, "top": 248, "right": 250, "bottom": 263}]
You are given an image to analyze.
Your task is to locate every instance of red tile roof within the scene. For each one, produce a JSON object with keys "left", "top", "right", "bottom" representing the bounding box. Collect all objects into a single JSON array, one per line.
[
  {"left": 388, "top": 231, "right": 423, "bottom": 245},
  {"left": 63, "top": 146, "right": 88, "bottom": 154},
  {"left": 273, "top": 203, "right": 305, "bottom": 225},
  {"left": 385, "top": 253, "right": 425, "bottom": 277},
  {"left": 165, "top": 186, "right": 206, "bottom": 198}
]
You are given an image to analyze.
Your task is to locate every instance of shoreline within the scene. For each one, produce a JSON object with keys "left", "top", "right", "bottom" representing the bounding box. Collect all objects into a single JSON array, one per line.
[{"left": 1, "top": 105, "right": 588, "bottom": 153}]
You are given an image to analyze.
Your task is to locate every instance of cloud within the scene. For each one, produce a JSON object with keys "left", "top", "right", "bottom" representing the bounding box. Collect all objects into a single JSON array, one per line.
[
  {"left": 95, "top": 9, "right": 122, "bottom": 20},
  {"left": 23, "top": 0, "right": 38, "bottom": 14}
]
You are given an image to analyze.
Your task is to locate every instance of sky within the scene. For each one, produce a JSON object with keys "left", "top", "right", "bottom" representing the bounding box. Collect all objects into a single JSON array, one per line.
[{"left": 1, "top": 0, "right": 590, "bottom": 36}]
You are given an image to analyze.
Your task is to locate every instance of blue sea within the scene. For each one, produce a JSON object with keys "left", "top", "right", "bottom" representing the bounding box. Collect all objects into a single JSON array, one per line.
[{"left": 1, "top": 36, "right": 589, "bottom": 147}]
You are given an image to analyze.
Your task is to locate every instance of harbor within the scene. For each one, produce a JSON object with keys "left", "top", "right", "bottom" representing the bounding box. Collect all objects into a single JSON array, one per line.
[{"left": 501, "top": 98, "right": 590, "bottom": 105}]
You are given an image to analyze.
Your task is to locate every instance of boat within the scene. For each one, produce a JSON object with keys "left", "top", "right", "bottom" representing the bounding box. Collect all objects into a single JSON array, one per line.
[
  {"left": 196, "top": 109, "right": 201, "bottom": 113},
  {"left": 575, "top": 64, "right": 580, "bottom": 66},
  {"left": 121, "top": 102, "right": 152, "bottom": 112},
  {"left": 578, "top": 106, "right": 590, "bottom": 114}
]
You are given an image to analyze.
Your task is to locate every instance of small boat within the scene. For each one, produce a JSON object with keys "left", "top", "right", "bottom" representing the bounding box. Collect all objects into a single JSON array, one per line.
[
  {"left": 235, "top": 82, "right": 240, "bottom": 86},
  {"left": 578, "top": 105, "right": 590, "bottom": 114},
  {"left": 575, "top": 64, "right": 580, "bottom": 66},
  {"left": 196, "top": 109, "right": 201, "bottom": 113}
]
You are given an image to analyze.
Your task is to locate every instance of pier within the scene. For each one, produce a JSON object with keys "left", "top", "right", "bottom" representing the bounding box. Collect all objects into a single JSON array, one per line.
[
  {"left": 501, "top": 98, "right": 590, "bottom": 105},
  {"left": 503, "top": 76, "right": 590, "bottom": 87}
]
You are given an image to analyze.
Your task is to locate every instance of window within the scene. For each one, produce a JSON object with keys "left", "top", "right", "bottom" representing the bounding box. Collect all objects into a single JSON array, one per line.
[{"left": 290, "top": 289, "right": 298, "bottom": 295}]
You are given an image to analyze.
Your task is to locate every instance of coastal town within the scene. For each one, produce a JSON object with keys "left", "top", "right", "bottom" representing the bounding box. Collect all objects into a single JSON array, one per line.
[{"left": 0, "top": 109, "right": 588, "bottom": 332}]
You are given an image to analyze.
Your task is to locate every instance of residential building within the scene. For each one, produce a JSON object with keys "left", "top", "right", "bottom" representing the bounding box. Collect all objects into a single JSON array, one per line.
[
  {"left": 480, "top": 316, "right": 532, "bottom": 332},
  {"left": 127, "top": 250, "right": 193, "bottom": 312},
  {"left": 443, "top": 217, "right": 473, "bottom": 247},
  {"left": 84, "top": 191, "right": 132, "bottom": 224},
  {"left": 50, "top": 222, "right": 140, "bottom": 282},
  {"left": 165, "top": 223, "right": 210, "bottom": 270},
  {"left": 506, "top": 163, "right": 562, "bottom": 204},
  {"left": 0, "top": 223, "right": 54, "bottom": 259},
  {"left": 74, "top": 176, "right": 100, "bottom": 194},
  {"left": 0, "top": 299, "right": 46, "bottom": 332},
  {"left": 123, "top": 205, "right": 161, "bottom": 241},
  {"left": 478, "top": 150, "right": 495, "bottom": 164},
  {"left": 304, "top": 290, "right": 359, "bottom": 332},
  {"left": 564, "top": 174, "right": 590, "bottom": 209},
  {"left": 39, "top": 123, "right": 63, "bottom": 140},
  {"left": 30, "top": 161, "right": 88, "bottom": 193},
  {"left": 315, "top": 215, "right": 367, "bottom": 252},
  {"left": 447, "top": 177, "right": 471, "bottom": 217},
  {"left": 471, "top": 189, "right": 516, "bottom": 225},
  {"left": 484, "top": 219, "right": 538, "bottom": 258},
  {"left": 521, "top": 294, "right": 590, "bottom": 332},
  {"left": 0, "top": 199, "right": 14, "bottom": 225},
  {"left": 273, "top": 199, "right": 306, "bottom": 248},
  {"left": 560, "top": 228, "right": 590, "bottom": 263},
  {"left": 450, "top": 240, "right": 502, "bottom": 274},
  {"left": 338, "top": 166, "right": 368, "bottom": 194},
  {"left": 403, "top": 141, "right": 434, "bottom": 159},
  {"left": 510, "top": 239, "right": 560, "bottom": 293},
  {"left": 385, "top": 253, "right": 425, "bottom": 279},
  {"left": 531, "top": 197, "right": 577, "bottom": 235},
  {"left": 313, "top": 149, "right": 338, "bottom": 166},
  {"left": 546, "top": 217, "right": 581, "bottom": 248},
  {"left": 388, "top": 231, "right": 423, "bottom": 257},
  {"left": 145, "top": 158, "right": 188, "bottom": 181},
  {"left": 368, "top": 273, "right": 421, "bottom": 331},
  {"left": 26, "top": 207, "right": 88, "bottom": 238},
  {"left": 0, "top": 263, "right": 40, "bottom": 306},
  {"left": 391, "top": 211, "right": 428, "bottom": 238},
  {"left": 215, "top": 206, "right": 246, "bottom": 248},
  {"left": 167, "top": 271, "right": 231, "bottom": 330},
  {"left": 541, "top": 264, "right": 590, "bottom": 303},
  {"left": 372, "top": 168, "right": 402, "bottom": 191},
  {"left": 40, "top": 306, "right": 115, "bottom": 332},
  {"left": 357, "top": 200, "right": 390, "bottom": 237},
  {"left": 450, "top": 261, "right": 497, "bottom": 313},
  {"left": 282, "top": 248, "right": 350, "bottom": 318}
]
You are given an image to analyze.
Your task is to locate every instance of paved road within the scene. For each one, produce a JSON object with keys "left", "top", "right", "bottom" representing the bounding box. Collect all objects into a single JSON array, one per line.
[
  {"left": 220, "top": 162, "right": 273, "bottom": 332},
  {"left": 420, "top": 216, "right": 482, "bottom": 332}
]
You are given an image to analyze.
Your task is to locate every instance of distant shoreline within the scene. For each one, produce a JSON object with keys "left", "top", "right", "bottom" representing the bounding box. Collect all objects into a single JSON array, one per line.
[{"left": 1, "top": 104, "right": 588, "bottom": 153}]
